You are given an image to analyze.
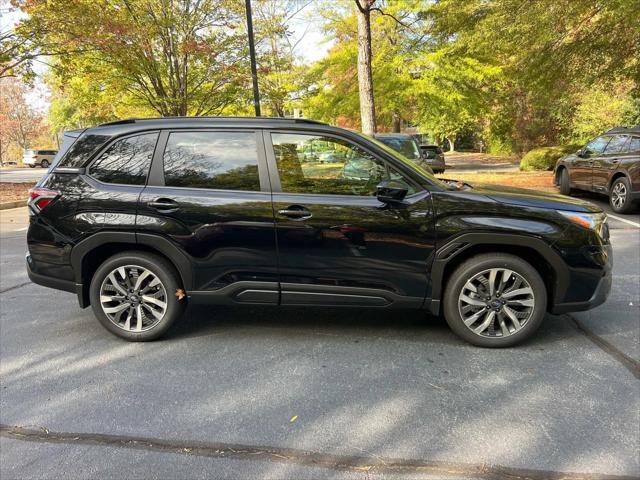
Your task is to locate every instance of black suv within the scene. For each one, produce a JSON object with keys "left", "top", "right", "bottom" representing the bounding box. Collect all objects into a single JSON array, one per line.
[
  {"left": 554, "top": 126, "right": 640, "bottom": 213},
  {"left": 27, "top": 117, "right": 611, "bottom": 347}
]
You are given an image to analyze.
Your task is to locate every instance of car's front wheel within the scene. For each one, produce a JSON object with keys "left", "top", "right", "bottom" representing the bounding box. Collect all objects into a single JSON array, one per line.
[
  {"left": 559, "top": 168, "right": 572, "bottom": 196},
  {"left": 89, "top": 251, "right": 186, "bottom": 341},
  {"left": 443, "top": 253, "right": 547, "bottom": 347},
  {"left": 609, "top": 176, "right": 634, "bottom": 214},
  {"left": 41, "top": 160, "right": 50, "bottom": 168}
]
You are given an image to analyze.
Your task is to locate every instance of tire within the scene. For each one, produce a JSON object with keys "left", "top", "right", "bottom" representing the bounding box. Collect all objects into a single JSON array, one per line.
[
  {"left": 609, "top": 176, "right": 635, "bottom": 214},
  {"left": 89, "top": 251, "right": 186, "bottom": 341},
  {"left": 443, "top": 253, "right": 547, "bottom": 348},
  {"left": 41, "top": 160, "right": 50, "bottom": 168},
  {"left": 559, "top": 168, "right": 571, "bottom": 196},
  {"left": 29, "top": 164, "right": 36, "bottom": 168}
]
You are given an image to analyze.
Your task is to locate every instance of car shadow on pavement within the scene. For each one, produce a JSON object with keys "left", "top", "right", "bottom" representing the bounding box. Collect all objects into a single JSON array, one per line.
[{"left": 165, "top": 303, "right": 574, "bottom": 350}]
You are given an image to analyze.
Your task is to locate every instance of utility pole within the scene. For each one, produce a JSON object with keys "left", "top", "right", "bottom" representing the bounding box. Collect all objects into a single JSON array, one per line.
[{"left": 245, "top": 0, "right": 261, "bottom": 116}]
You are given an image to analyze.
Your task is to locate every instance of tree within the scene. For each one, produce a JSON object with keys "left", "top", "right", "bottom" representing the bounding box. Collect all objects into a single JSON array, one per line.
[
  {"left": 18, "top": 0, "right": 249, "bottom": 117},
  {"left": 0, "top": 78, "right": 49, "bottom": 163},
  {"left": 354, "top": 0, "right": 376, "bottom": 135}
]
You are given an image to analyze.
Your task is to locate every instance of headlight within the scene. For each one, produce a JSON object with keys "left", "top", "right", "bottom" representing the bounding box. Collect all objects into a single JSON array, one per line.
[{"left": 558, "top": 211, "right": 608, "bottom": 238}]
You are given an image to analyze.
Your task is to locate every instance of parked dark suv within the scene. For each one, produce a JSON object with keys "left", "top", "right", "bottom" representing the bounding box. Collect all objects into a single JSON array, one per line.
[
  {"left": 27, "top": 117, "right": 612, "bottom": 347},
  {"left": 554, "top": 126, "right": 640, "bottom": 213}
]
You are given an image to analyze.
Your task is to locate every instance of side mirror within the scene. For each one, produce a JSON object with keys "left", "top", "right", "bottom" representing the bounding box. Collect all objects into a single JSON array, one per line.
[
  {"left": 376, "top": 179, "right": 409, "bottom": 204},
  {"left": 578, "top": 148, "right": 590, "bottom": 158}
]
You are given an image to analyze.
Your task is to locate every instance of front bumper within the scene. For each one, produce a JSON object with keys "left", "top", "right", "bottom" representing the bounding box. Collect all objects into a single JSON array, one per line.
[{"left": 551, "top": 242, "right": 613, "bottom": 314}]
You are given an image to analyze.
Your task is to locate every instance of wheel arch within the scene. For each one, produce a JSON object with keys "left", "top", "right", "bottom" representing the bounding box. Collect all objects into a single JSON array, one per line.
[
  {"left": 70, "top": 232, "right": 192, "bottom": 308},
  {"left": 429, "top": 233, "right": 569, "bottom": 315},
  {"left": 608, "top": 170, "right": 629, "bottom": 189}
]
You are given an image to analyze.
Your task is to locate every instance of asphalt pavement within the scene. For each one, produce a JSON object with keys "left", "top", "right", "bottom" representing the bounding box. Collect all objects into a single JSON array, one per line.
[
  {"left": 0, "top": 206, "right": 638, "bottom": 480},
  {"left": 0, "top": 168, "right": 47, "bottom": 183}
]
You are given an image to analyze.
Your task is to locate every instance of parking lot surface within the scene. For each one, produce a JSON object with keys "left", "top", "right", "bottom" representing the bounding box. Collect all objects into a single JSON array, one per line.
[{"left": 1, "top": 206, "right": 638, "bottom": 479}]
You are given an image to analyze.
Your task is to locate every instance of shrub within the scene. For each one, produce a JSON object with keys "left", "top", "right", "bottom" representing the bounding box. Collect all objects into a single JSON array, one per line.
[{"left": 519, "top": 145, "right": 581, "bottom": 171}]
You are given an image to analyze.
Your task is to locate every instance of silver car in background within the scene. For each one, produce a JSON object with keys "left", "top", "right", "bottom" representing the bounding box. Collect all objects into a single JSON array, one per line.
[{"left": 23, "top": 149, "right": 57, "bottom": 168}]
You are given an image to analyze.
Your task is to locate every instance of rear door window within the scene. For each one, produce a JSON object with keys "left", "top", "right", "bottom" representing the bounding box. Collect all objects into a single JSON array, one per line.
[
  {"left": 603, "top": 135, "right": 629, "bottom": 154},
  {"left": 162, "top": 131, "right": 260, "bottom": 191},
  {"left": 626, "top": 136, "right": 640, "bottom": 153},
  {"left": 89, "top": 133, "right": 158, "bottom": 185}
]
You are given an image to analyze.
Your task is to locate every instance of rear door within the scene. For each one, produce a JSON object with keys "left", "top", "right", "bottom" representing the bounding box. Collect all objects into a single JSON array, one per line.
[
  {"left": 592, "top": 135, "right": 629, "bottom": 191},
  {"left": 265, "top": 130, "right": 434, "bottom": 307},
  {"left": 137, "top": 129, "right": 279, "bottom": 303}
]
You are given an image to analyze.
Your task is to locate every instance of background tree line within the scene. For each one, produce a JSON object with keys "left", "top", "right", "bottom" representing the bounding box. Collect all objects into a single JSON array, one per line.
[{"left": 1, "top": 0, "right": 639, "bottom": 160}]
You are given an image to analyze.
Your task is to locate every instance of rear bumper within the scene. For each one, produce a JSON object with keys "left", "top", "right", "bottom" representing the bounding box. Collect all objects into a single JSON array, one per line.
[{"left": 26, "top": 255, "right": 87, "bottom": 306}]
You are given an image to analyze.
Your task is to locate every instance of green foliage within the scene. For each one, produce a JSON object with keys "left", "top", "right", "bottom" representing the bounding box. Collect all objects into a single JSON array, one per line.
[
  {"left": 566, "top": 82, "right": 640, "bottom": 144},
  {"left": 520, "top": 145, "right": 581, "bottom": 172}
]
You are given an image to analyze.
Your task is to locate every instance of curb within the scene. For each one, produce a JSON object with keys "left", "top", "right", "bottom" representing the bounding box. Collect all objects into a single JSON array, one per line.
[{"left": 0, "top": 201, "right": 25, "bottom": 210}]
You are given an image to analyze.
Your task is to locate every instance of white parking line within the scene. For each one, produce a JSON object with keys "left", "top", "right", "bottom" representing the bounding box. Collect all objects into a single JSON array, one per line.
[{"left": 608, "top": 214, "right": 640, "bottom": 228}]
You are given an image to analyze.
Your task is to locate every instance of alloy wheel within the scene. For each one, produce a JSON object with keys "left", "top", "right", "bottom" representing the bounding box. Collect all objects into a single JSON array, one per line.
[
  {"left": 458, "top": 268, "right": 535, "bottom": 338},
  {"left": 99, "top": 265, "right": 167, "bottom": 332},
  {"left": 611, "top": 182, "right": 627, "bottom": 210}
]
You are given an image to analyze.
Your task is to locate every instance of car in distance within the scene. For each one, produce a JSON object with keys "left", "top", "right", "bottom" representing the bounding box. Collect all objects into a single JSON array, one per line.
[
  {"left": 23, "top": 149, "right": 58, "bottom": 168},
  {"left": 27, "top": 117, "right": 611, "bottom": 347},
  {"left": 554, "top": 126, "right": 639, "bottom": 213},
  {"left": 419, "top": 144, "right": 446, "bottom": 174},
  {"left": 373, "top": 133, "right": 434, "bottom": 174}
]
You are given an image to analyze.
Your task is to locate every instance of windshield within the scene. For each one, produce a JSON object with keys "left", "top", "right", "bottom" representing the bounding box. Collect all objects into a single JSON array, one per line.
[
  {"left": 356, "top": 132, "right": 450, "bottom": 189},
  {"left": 376, "top": 136, "right": 421, "bottom": 160}
]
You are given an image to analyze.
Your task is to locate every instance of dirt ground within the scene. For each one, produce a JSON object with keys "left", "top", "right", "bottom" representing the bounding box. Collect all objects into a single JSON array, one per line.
[
  {"left": 0, "top": 183, "right": 33, "bottom": 203},
  {"left": 438, "top": 171, "right": 557, "bottom": 192}
]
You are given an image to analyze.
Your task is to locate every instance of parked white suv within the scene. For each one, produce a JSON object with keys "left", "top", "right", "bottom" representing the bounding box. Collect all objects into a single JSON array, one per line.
[{"left": 23, "top": 149, "right": 57, "bottom": 168}]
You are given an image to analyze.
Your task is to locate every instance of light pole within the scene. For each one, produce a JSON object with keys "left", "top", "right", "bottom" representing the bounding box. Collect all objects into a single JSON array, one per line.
[{"left": 245, "top": 0, "right": 261, "bottom": 116}]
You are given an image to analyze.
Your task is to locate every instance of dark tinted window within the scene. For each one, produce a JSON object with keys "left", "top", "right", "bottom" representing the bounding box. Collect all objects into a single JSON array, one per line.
[
  {"left": 60, "top": 133, "right": 111, "bottom": 167},
  {"left": 271, "top": 133, "right": 415, "bottom": 196},
  {"left": 627, "top": 136, "right": 640, "bottom": 153},
  {"left": 603, "top": 135, "right": 629, "bottom": 154},
  {"left": 89, "top": 133, "right": 158, "bottom": 185},
  {"left": 163, "top": 131, "right": 260, "bottom": 191},
  {"left": 585, "top": 136, "right": 610, "bottom": 154}
]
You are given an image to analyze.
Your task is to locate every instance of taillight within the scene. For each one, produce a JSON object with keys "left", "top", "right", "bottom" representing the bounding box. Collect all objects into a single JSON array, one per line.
[{"left": 28, "top": 187, "right": 61, "bottom": 211}]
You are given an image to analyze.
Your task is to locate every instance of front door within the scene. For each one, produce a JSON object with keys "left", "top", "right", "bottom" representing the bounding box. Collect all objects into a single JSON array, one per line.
[
  {"left": 137, "top": 129, "right": 279, "bottom": 303},
  {"left": 265, "top": 131, "right": 434, "bottom": 307},
  {"left": 573, "top": 135, "right": 611, "bottom": 189}
]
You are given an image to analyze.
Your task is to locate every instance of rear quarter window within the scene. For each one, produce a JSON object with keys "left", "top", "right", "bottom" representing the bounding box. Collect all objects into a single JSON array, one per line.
[
  {"left": 89, "top": 133, "right": 158, "bottom": 185},
  {"left": 58, "top": 133, "right": 112, "bottom": 167}
]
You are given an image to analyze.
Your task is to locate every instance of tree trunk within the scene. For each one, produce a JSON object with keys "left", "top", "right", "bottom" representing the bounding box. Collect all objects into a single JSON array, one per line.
[
  {"left": 355, "top": 0, "right": 376, "bottom": 136},
  {"left": 446, "top": 136, "right": 455, "bottom": 152},
  {"left": 392, "top": 111, "right": 401, "bottom": 133}
]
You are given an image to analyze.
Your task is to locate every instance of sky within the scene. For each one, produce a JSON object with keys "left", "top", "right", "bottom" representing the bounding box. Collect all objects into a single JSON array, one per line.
[{"left": 1, "top": 0, "right": 333, "bottom": 111}]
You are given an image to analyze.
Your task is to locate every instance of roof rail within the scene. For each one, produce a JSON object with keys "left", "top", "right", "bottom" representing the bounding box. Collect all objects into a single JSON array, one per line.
[{"left": 98, "top": 116, "right": 327, "bottom": 127}]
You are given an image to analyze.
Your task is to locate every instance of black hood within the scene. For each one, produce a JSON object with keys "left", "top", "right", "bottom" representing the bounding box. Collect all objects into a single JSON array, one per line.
[{"left": 468, "top": 183, "right": 602, "bottom": 213}]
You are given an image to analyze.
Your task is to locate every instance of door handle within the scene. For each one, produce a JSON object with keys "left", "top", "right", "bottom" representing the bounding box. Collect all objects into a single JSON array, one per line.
[
  {"left": 278, "top": 205, "right": 312, "bottom": 220},
  {"left": 147, "top": 198, "right": 179, "bottom": 212},
  {"left": 611, "top": 158, "right": 620, "bottom": 164}
]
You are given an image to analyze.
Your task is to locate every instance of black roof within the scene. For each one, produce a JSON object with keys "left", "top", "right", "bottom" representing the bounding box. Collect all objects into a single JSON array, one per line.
[{"left": 606, "top": 125, "right": 640, "bottom": 134}]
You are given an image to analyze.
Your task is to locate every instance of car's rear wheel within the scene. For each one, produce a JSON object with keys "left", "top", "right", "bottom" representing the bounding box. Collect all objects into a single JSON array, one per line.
[
  {"left": 609, "top": 176, "right": 634, "bottom": 214},
  {"left": 443, "top": 253, "right": 547, "bottom": 347},
  {"left": 41, "top": 160, "right": 50, "bottom": 168},
  {"left": 28, "top": 164, "right": 36, "bottom": 168},
  {"left": 89, "top": 251, "right": 186, "bottom": 341},
  {"left": 559, "top": 168, "right": 572, "bottom": 196}
]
